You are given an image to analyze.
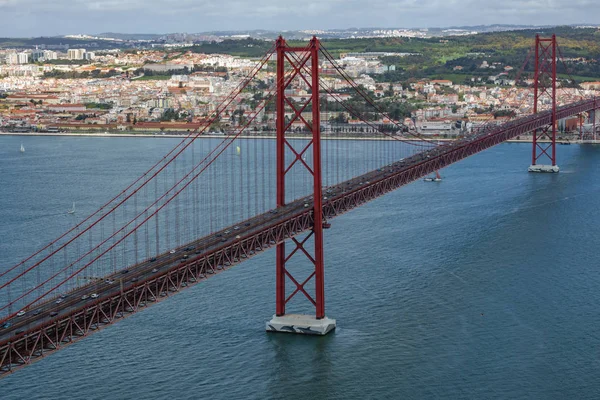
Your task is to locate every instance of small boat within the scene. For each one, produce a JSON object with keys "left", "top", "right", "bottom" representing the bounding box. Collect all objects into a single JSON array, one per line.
[
  {"left": 20, "top": 144, "right": 25, "bottom": 153},
  {"left": 236, "top": 146, "right": 241, "bottom": 156},
  {"left": 424, "top": 171, "right": 442, "bottom": 182},
  {"left": 67, "top": 202, "right": 76, "bottom": 214}
]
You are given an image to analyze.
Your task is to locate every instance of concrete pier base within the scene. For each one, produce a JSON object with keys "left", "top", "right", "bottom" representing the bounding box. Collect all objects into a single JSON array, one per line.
[
  {"left": 528, "top": 164, "right": 560, "bottom": 173},
  {"left": 266, "top": 314, "right": 336, "bottom": 335}
]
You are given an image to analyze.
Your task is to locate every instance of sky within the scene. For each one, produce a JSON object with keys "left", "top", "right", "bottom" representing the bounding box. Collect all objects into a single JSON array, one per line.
[{"left": 0, "top": 0, "right": 597, "bottom": 37}]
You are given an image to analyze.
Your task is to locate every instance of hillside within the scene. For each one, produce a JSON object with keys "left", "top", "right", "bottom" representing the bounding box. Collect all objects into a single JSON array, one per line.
[{"left": 186, "top": 27, "right": 600, "bottom": 82}]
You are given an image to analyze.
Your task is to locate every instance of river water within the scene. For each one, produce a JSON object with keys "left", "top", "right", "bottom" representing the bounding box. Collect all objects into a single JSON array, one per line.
[{"left": 1, "top": 136, "right": 600, "bottom": 399}]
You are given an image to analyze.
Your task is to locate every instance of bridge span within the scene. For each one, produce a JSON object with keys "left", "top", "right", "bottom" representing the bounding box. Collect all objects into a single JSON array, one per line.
[{"left": 1, "top": 97, "right": 597, "bottom": 375}]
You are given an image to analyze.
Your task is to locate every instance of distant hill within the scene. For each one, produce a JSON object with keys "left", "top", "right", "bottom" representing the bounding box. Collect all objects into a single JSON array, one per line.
[
  {"left": 95, "top": 33, "right": 164, "bottom": 41},
  {"left": 2, "top": 26, "right": 600, "bottom": 84},
  {"left": 192, "top": 24, "right": 600, "bottom": 39},
  {"left": 184, "top": 27, "right": 600, "bottom": 82},
  {"left": 88, "top": 25, "right": 600, "bottom": 42},
  {"left": 0, "top": 36, "right": 124, "bottom": 49}
]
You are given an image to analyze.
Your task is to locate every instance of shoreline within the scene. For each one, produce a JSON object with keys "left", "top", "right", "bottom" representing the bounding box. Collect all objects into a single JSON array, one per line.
[{"left": 0, "top": 131, "right": 585, "bottom": 144}]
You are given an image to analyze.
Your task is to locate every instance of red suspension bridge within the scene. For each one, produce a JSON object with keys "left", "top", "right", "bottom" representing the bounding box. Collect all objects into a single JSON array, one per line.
[{"left": 0, "top": 34, "right": 599, "bottom": 376}]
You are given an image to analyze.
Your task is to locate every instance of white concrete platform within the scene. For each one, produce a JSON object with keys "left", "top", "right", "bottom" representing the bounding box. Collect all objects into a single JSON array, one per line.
[
  {"left": 528, "top": 164, "right": 560, "bottom": 173},
  {"left": 266, "top": 314, "right": 336, "bottom": 335}
]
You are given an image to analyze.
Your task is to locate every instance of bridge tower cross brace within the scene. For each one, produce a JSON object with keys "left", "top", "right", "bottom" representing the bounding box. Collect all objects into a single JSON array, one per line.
[
  {"left": 267, "top": 36, "right": 335, "bottom": 335},
  {"left": 531, "top": 34, "right": 559, "bottom": 172}
]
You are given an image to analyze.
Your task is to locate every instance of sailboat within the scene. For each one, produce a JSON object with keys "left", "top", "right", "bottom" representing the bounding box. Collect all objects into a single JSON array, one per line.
[
  {"left": 236, "top": 146, "right": 241, "bottom": 156},
  {"left": 19, "top": 143, "right": 25, "bottom": 153},
  {"left": 67, "top": 202, "right": 76, "bottom": 214},
  {"left": 424, "top": 171, "right": 442, "bottom": 182}
]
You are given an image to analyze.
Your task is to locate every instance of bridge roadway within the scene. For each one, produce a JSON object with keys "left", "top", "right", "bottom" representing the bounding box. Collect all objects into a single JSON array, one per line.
[{"left": 0, "top": 98, "right": 597, "bottom": 375}]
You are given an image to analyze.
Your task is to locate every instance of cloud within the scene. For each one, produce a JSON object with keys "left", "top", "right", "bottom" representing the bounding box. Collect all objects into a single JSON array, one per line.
[{"left": 0, "top": 0, "right": 596, "bottom": 36}]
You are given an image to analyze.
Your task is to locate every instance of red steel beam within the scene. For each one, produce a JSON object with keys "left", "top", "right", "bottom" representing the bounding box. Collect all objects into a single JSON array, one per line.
[
  {"left": 275, "top": 36, "right": 326, "bottom": 319},
  {"left": 532, "top": 34, "right": 558, "bottom": 166}
]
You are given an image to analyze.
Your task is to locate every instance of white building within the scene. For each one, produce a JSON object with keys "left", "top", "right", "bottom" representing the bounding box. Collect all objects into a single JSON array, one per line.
[
  {"left": 189, "top": 76, "right": 214, "bottom": 93},
  {"left": 6, "top": 53, "right": 19, "bottom": 65},
  {"left": 43, "top": 50, "right": 58, "bottom": 61},
  {"left": 7, "top": 52, "right": 30, "bottom": 64},
  {"left": 17, "top": 53, "right": 29, "bottom": 64},
  {"left": 68, "top": 49, "right": 87, "bottom": 60}
]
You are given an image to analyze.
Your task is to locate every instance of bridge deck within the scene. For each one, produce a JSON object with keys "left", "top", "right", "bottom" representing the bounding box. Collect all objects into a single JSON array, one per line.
[{"left": 0, "top": 98, "right": 597, "bottom": 375}]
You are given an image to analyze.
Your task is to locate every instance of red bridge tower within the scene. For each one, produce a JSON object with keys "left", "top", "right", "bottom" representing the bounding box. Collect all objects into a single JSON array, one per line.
[
  {"left": 529, "top": 34, "right": 559, "bottom": 173},
  {"left": 266, "top": 37, "right": 336, "bottom": 335}
]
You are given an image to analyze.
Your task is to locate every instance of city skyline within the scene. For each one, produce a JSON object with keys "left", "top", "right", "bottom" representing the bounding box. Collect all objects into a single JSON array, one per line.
[{"left": 0, "top": 0, "right": 597, "bottom": 37}]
